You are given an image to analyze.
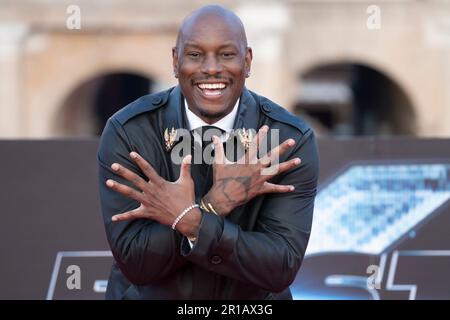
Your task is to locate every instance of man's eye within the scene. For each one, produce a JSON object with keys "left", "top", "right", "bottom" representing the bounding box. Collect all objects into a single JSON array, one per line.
[
  {"left": 221, "top": 52, "right": 236, "bottom": 58},
  {"left": 187, "top": 52, "right": 200, "bottom": 58}
]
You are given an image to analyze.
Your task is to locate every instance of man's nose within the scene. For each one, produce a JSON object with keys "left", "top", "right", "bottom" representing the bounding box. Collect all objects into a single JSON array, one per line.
[{"left": 201, "top": 54, "right": 223, "bottom": 75}]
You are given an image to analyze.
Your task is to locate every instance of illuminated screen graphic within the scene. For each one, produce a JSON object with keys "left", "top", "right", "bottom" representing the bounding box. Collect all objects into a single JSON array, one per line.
[
  {"left": 292, "top": 162, "right": 450, "bottom": 300},
  {"left": 307, "top": 164, "right": 450, "bottom": 256}
]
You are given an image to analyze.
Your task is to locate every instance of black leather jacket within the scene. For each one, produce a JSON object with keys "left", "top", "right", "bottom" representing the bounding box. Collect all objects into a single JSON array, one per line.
[{"left": 97, "top": 86, "right": 319, "bottom": 299}]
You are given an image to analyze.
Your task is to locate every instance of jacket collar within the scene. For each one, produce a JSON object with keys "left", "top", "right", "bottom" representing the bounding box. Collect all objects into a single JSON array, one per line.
[
  {"left": 162, "top": 86, "right": 260, "bottom": 149},
  {"left": 163, "top": 86, "right": 186, "bottom": 131}
]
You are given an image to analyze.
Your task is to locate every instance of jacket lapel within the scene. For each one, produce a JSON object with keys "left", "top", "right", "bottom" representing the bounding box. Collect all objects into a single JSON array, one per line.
[
  {"left": 161, "top": 86, "right": 190, "bottom": 181},
  {"left": 233, "top": 87, "right": 260, "bottom": 132}
]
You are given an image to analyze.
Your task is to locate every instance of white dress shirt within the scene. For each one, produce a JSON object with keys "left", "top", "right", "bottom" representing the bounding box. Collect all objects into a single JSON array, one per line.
[{"left": 185, "top": 98, "right": 239, "bottom": 134}]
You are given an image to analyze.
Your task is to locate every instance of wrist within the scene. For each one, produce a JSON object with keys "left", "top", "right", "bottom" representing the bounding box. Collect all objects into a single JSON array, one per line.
[
  {"left": 202, "top": 192, "right": 232, "bottom": 216},
  {"left": 174, "top": 207, "right": 202, "bottom": 239}
]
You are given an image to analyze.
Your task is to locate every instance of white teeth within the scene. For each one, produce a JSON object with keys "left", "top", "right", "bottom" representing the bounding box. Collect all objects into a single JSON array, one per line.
[
  {"left": 204, "top": 90, "right": 222, "bottom": 96},
  {"left": 198, "top": 83, "right": 226, "bottom": 90}
]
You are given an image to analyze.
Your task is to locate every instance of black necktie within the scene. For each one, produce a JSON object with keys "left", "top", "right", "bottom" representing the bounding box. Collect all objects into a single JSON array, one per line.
[{"left": 190, "top": 126, "right": 225, "bottom": 198}]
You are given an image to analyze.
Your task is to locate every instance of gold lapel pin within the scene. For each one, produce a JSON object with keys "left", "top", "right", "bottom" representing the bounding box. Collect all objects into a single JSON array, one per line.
[
  {"left": 238, "top": 128, "right": 253, "bottom": 152},
  {"left": 164, "top": 127, "right": 177, "bottom": 151}
]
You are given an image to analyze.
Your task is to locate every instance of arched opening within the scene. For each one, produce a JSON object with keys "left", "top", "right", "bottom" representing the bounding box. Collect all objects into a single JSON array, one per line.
[
  {"left": 55, "top": 71, "right": 154, "bottom": 137},
  {"left": 294, "top": 63, "right": 416, "bottom": 136}
]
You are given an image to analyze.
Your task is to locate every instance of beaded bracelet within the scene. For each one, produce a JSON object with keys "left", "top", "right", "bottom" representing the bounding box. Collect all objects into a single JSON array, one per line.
[{"left": 171, "top": 204, "right": 200, "bottom": 230}]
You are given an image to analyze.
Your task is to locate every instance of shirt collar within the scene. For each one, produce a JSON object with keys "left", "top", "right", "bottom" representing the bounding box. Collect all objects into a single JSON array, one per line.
[{"left": 184, "top": 98, "right": 239, "bottom": 133}]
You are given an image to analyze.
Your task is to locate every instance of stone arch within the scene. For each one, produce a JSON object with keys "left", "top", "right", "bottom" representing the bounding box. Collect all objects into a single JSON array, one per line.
[
  {"left": 294, "top": 59, "right": 417, "bottom": 136},
  {"left": 53, "top": 69, "right": 155, "bottom": 136}
]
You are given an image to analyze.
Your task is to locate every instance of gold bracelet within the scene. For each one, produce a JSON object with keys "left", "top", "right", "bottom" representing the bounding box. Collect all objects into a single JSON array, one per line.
[
  {"left": 207, "top": 202, "right": 219, "bottom": 215},
  {"left": 200, "top": 198, "right": 219, "bottom": 215},
  {"left": 200, "top": 198, "right": 210, "bottom": 212}
]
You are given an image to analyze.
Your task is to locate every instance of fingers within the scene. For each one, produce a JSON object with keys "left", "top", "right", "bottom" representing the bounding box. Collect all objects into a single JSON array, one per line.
[
  {"left": 106, "top": 179, "right": 145, "bottom": 203},
  {"left": 250, "top": 125, "right": 269, "bottom": 159},
  {"left": 261, "top": 157, "right": 301, "bottom": 177},
  {"left": 257, "top": 125, "right": 269, "bottom": 153},
  {"left": 179, "top": 154, "right": 192, "bottom": 180},
  {"left": 244, "top": 126, "right": 267, "bottom": 164},
  {"left": 278, "top": 157, "right": 302, "bottom": 174},
  {"left": 111, "top": 206, "right": 143, "bottom": 222},
  {"left": 260, "top": 138, "right": 296, "bottom": 166},
  {"left": 110, "top": 163, "right": 148, "bottom": 190},
  {"left": 262, "top": 182, "right": 295, "bottom": 194},
  {"left": 130, "top": 152, "right": 163, "bottom": 184},
  {"left": 245, "top": 132, "right": 257, "bottom": 164},
  {"left": 212, "top": 136, "right": 226, "bottom": 165}
]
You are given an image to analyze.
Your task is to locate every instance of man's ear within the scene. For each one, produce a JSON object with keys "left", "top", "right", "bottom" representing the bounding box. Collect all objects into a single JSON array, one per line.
[
  {"left": 245, "top": 46, "right": 253, "bottom": 77},
  {"left": 172, "top": 47, "right": 179, "bottom": 78}
]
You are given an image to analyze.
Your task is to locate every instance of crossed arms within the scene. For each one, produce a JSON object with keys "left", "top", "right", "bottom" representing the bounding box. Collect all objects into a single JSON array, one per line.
[{"left": 98, "top": 118, "right": 319, "bottom": 291}]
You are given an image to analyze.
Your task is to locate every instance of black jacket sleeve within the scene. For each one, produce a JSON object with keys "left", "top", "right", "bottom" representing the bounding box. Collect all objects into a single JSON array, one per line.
[
  {"left": 181, "top": 129, "right": 319, "bottom": 292},
  {"left": 97, "top": 118, "right": 187, "bottom": 285}
]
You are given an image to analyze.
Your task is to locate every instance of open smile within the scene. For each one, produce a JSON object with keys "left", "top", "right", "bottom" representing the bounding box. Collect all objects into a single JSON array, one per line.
[{"left": 195, "top": 82, "right": 228, "bottom": 99}]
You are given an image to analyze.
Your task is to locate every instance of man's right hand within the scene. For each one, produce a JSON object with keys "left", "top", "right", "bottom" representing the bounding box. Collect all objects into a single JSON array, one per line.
[{"left": 202, "top": 125, "right": 301, "bottom": 216}]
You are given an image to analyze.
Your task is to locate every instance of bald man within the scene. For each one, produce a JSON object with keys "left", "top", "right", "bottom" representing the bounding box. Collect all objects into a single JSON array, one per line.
[{"left": 98, "top": 5, "right": 319, "bottom": 300}]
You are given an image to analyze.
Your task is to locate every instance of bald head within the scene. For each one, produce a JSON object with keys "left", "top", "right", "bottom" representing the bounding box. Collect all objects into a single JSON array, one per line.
[
  {"left": 176, "top": 5, "right": 248, "bottom": 52},
  {"left": 172, "top": 5, "right": 252, "bottom": 124}
]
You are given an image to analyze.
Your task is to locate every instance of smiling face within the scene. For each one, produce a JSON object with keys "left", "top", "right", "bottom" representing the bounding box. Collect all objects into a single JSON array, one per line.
[{"left": 173, "top": 8, "right": 252, "bottom": 124}]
